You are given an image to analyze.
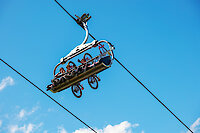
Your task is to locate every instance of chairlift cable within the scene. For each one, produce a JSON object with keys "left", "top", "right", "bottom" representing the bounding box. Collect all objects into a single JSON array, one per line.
[
  {"left": 54, "top": 0, "right": 193, "bottom": 133},
  {"left": 114, "top": 57, "right": 193, "bottom": 133},
  {"left": 55, "top": 0, "right": 96, "bottom": 40},
  {"left": 0, "top": 58, "right": 97, "bottom": 133}
]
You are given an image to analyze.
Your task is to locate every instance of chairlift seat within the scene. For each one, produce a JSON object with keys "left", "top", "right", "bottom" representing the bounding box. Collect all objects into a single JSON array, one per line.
[{"left": 50, "top": 56, "right": 111, "bottom": 93}]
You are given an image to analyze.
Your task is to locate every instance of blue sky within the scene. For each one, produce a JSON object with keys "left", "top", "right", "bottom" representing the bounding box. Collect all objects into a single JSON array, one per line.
[{"left": 0, "top": 0, "right": 200, "bottom": 133}]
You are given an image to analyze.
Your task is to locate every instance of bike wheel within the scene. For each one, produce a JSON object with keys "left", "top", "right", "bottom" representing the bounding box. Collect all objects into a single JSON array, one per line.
[
  {"left": 67, "top": 61, "right": 77, "bottom": 71},
  {"left": 88, "top": 76, "right": 98, "bottom": 89},
  {"left": 71, "top": 85, "right": 82, "bottom": 98},
  {"left": 67, "top": 61, "right": 77, "bottom": 76},
  {"left": 84, "top": 53, "right": 93, "bottom": 65}
]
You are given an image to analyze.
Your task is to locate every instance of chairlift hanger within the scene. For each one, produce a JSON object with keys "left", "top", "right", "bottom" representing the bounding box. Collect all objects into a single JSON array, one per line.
[{"left": 47, "top": 13, "right": 115, "bottom": 98}]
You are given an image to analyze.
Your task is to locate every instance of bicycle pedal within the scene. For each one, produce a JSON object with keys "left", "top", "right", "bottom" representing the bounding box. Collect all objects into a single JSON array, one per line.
[
  {"left": 97, "top": 77, "right": 101, "bottom": 81},
  {"left": 81, "top": 85, "right": 84, "bottom": 90}
]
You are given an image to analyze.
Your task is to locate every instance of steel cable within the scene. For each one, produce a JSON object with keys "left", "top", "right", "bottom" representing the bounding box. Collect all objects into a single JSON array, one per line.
[
  {"left": 0, "top": 58, "right": 97, "bottom": 133},
  {"left": 54, "top": 1, "right": 194, "bottom": 132},
  {"left": 0, "top": 0, "right": 193, "bottom": 132},
  {"left": 114, "top": 57, "right": 193, "bottom": 133}
]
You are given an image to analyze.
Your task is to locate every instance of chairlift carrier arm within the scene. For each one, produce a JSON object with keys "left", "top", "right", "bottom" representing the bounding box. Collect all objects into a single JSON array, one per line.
[
  {"left": 53, "top": 21, "right": 114, "bottom": 76},
  {"left": 60, "top": 22, "right": 97, "bottom": 64}
]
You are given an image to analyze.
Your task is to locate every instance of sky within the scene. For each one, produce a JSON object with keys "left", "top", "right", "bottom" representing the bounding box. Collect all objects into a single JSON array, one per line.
[{"left": 0, "top": 0, "right": 200, "bottom": 133}]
